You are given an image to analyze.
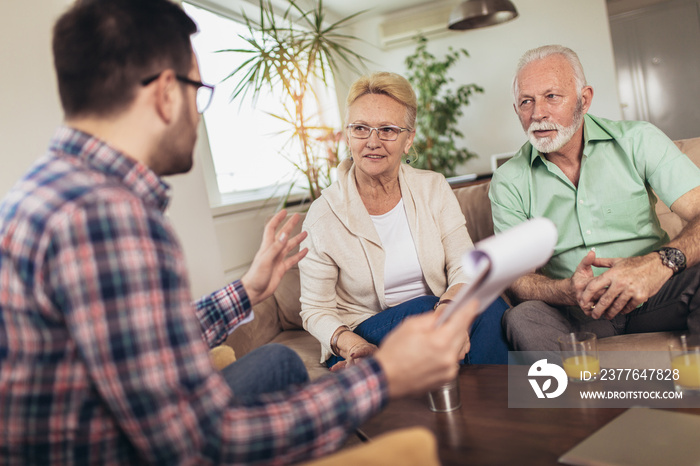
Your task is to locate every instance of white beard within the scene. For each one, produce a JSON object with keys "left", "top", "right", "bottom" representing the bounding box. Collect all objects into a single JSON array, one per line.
[{"left": 527, "top": 102, "right": 584, "bottom": 154}]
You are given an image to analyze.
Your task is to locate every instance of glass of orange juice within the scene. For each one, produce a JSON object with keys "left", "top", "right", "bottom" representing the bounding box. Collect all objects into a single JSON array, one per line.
[
  {"left": 558, "top": 332, "right": 600, "bottom": 382},
  {"left": 669, "top": 337, "right": 700, "bottom": 395}
]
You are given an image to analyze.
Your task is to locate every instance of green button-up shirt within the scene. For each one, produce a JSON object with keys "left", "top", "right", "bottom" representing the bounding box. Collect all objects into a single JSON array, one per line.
[{"left": 489, "top": 114, "right": 700, "bottom": 280}]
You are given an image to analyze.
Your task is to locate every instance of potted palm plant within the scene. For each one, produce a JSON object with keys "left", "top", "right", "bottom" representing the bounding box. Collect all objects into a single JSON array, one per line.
[{"left": 221, "top": 0, "right": 367, "bottom": 201}]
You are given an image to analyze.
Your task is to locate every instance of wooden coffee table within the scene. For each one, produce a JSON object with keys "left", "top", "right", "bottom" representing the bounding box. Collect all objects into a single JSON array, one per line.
[{"left": 357, "top": 365, "right": 700, "bottom": 465}]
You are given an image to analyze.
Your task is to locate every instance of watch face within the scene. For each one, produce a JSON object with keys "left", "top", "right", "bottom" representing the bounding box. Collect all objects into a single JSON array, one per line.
[
  {"left": 670, "top": 249, "right": 683, "bottom": 264},
  {"left": 660, "top": 247, "right": 686, "bottom": 273}
]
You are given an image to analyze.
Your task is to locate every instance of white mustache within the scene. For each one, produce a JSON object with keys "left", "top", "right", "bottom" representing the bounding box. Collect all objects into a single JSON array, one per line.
[{"left": 528, "top": 121, "right": 562, "bottom": 133}]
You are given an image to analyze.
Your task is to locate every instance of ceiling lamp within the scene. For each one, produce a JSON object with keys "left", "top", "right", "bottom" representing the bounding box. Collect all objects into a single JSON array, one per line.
[{"left": 447, "top": 0, "right": 519, "bottom": 30}]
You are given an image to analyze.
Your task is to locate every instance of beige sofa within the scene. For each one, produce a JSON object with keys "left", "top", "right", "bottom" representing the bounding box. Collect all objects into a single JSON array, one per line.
[{"left": 224, "top": 137, "right": 700, "bottom": 377}]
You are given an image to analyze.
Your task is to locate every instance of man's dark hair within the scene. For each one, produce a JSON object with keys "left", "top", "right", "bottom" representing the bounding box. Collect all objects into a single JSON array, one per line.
[{"left": 53, "top": 0, "right": 197, "bottom": 118}]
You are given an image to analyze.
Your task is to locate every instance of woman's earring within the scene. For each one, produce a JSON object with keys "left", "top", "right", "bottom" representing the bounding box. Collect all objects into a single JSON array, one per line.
[{"left": 405, "top": 158, "right": 411, "bottom": 164}]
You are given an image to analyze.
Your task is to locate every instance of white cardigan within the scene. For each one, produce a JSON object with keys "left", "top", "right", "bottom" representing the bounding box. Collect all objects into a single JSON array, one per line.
[{"left": 299, "top": 159, "right": 473, "bottom": 362}]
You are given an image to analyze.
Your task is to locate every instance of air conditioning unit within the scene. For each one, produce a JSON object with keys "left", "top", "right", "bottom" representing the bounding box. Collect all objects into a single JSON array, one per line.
[{"left": 378, "top": 4, "right": 454, "bottom": 49}]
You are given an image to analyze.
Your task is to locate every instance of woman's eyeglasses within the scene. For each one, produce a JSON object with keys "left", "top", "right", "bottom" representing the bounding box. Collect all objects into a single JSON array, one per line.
[{"left": 346, "top": 124, "right": 410, "bottom": 141}]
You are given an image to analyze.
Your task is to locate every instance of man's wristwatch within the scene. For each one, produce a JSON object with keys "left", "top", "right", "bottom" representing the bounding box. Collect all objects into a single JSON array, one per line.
[{"left": 654, "top": 247, "right": 687, "bottom": 275}]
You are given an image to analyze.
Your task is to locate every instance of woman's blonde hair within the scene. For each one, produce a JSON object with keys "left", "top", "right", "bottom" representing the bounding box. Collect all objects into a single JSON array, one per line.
[{"left": 346, "top": 72, "right": 417, "bottom": 130}]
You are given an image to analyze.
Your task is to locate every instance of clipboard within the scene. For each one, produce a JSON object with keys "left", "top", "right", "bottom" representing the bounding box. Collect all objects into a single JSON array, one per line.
[{"left": 435, "top": 217, "right": 558, "bottom": 327}]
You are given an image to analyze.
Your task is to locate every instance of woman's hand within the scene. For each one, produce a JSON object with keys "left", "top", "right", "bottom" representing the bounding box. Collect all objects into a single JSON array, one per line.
[{"left": 330, "top": 342, "right": 378, "bottom": 372}]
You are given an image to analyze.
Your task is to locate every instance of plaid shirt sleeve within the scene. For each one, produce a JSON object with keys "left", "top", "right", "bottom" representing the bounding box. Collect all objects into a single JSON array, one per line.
[
  {"left": 42, "top": 197, "right": 388, "bottom": 464},
  {"left": 194, "top": 279, "right": 252, "bottom": 347}
]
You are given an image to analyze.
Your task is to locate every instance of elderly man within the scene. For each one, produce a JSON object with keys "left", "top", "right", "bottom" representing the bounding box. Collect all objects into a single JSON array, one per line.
[
  {"left": 489, "top": 44, "right": 700, "bottom": 351},
  {"left": 0, "top": 0, "right": 475, "bottom": 463}
]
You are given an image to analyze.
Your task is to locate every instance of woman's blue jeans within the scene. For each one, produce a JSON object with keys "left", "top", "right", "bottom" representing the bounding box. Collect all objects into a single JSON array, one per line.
[{"left": 326, "top": 295, "right": 510, "bottom": 368}]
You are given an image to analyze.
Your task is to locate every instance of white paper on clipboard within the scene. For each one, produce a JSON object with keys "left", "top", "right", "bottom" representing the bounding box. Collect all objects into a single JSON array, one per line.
[{"left": 435, "top": 217, "right": 558, "bottom": 327}]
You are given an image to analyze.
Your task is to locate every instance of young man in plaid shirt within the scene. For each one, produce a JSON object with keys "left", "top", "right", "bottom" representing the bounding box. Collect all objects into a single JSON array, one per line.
[{"left": 0, "top": 0, "right": 476, "bottom": 464}]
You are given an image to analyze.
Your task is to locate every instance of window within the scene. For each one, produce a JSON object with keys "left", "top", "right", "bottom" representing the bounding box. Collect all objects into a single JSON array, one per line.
[{"left": 183, "top": 2, "right": 342, "bottom": 206}]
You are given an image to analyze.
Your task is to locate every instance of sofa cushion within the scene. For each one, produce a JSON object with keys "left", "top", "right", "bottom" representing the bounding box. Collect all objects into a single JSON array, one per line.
[
  {"left": 675, "top": 137, "right": 700, "bottom": 165},
  {"left": 275, "top": 267, "right": 304, "bottom": 329},
  {"left": 274, "top": 212, "right": 306, "bottom": 330},
  {"left": 270, "top": 330, "right": 328, "bottom": 380},
  {"left": 452, "top": 181, "right": 494, "bottom": 244}
]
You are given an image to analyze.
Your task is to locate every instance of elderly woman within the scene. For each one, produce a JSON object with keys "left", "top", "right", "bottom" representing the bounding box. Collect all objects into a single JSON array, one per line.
[{"left": 299, "top": 72, "right": 509, "bottom": 370}]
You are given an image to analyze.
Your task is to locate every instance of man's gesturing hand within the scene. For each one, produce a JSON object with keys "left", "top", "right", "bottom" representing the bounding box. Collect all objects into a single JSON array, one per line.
[
  {"left": 241, "top": 210, "right": 308, "bottom": 306},
  {"left": 578, "top": 253, "right": 672, "bottom": 320}
]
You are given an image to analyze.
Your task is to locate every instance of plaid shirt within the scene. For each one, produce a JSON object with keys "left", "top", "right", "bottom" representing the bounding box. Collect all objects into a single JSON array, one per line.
[{"left": 0, "top": 127, "right": 388, "bottom": 465}]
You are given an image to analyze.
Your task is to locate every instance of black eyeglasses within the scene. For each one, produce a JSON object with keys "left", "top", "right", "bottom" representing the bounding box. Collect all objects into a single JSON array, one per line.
[
  {"left": 141, "top": 73, "right": 215, "bottom": 113},
  {"left": 346, "top": 123, "right": 410, "bottom": 141}
]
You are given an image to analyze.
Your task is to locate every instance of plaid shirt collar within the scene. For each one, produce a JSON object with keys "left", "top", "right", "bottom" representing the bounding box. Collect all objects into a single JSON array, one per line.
[{"left": 50, "top": 125, "right": 171, "bottom": 212}]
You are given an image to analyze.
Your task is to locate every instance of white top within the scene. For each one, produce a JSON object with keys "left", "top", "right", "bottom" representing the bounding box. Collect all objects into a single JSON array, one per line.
[{"left": 370, "top": 199, "right": 430, "bottom": 306}]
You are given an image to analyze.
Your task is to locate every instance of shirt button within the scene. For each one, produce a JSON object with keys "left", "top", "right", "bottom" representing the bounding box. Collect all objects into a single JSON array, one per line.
[
  {"left": 591, "top": 247, "right": 596, "bottom": 252},
  {"left": 579, "top": 199, "right": 584, "bottom": 204},
  {"left": 586, "top": 230, "right": 592, "bottom": 235}
]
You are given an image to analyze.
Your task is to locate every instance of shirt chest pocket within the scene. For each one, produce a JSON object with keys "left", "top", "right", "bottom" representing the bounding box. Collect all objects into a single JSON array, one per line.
[{"left": 601, "top": 193, "right": 653, "bottom": 234}]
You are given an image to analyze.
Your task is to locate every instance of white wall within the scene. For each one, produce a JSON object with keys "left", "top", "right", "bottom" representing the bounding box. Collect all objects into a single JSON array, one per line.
[
  {"left": 341, "top": 0, "right": 622, "bottom": 175},
  {"left": 0, "top": 0, "right": 68, "bottom": 195},
  {"left": 1, "top": 0, "right": 621, "bottom": 298}
]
